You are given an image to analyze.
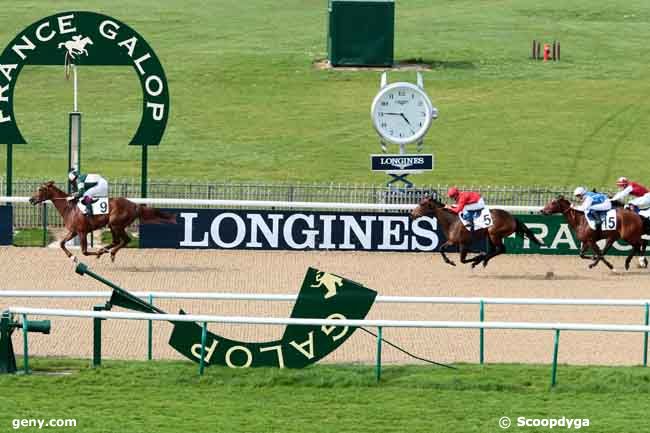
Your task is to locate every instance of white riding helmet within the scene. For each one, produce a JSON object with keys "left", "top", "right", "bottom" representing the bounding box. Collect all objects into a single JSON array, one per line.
[
  {"left": 573, "top": 186, "right": 587, "bottom": 197},
  {"left": 616, "top": 176, "right": 629, "bottom": 187}
]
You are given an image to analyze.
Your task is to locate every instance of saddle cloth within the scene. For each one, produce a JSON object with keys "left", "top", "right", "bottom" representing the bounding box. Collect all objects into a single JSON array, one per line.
[
  {"left": 459, "top": 207, "right": 493, "bottom": 230},
  {"left": 77, "top": 197, "right": 109, "bottom": 215},
  {"left": 639, "top": 208, "right": 650, "bottom": 219},
  {"left": 585, "top": 208, "right": 616, "bottom": 231}
]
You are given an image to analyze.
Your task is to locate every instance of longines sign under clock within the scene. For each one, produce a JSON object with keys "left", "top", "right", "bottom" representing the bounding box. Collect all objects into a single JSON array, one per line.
[
  {"left": 140, "top": 208, "right": 441, "bottom": 252},
  {"left": 370, "top": 154, "right": 433, "bottom": 172}
]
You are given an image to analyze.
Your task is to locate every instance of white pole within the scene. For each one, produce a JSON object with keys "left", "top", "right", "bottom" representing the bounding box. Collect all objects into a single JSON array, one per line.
[{"left": 73, "top": 65, "right": 78, "bottom": 113}]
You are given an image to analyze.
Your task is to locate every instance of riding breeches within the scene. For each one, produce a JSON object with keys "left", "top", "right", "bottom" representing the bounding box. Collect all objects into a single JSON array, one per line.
[
  {"left": 84, "top": 178, "right": 108, "bottom": 198},
  {"left": 630, "top": 193, "right": 650, "bottom": 209},
  {"left": 588, "top": 200, "right": 611, "bottom": 212},
  {"left": 463, "top": 198, "right": 485, "bottom": 212}
]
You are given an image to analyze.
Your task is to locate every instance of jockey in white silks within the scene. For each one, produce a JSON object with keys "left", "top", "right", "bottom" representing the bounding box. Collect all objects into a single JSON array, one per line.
[{"left": 67, "top": 169, "right": 109, "bottom": 217}]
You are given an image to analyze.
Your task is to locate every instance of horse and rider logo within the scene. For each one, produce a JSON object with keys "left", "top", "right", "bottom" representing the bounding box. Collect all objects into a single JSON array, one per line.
[
  {"left": 58, "top": 35, "right": 93, "bottom": 59},
  {"left": 311, "top": 271, "right": 343, "bottom": 299}
]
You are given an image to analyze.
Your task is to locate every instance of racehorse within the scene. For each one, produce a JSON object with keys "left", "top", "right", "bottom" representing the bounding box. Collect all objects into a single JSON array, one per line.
[
  {"left": 29, "top": 181, "right": 176, "bottom": 262},
  {"left": 541, "top": 197, "right": 646, "bottom": 270},
  {"left": 410, "top": 195, "right": 544, "bottom": 268}
]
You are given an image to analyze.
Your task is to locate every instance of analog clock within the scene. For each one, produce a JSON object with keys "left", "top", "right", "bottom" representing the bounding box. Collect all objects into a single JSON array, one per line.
[{"left": 370, "top": 81, "right": 436, "bottom": 146}]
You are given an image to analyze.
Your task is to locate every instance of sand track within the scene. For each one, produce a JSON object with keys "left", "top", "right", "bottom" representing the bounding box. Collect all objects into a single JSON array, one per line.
[{"left": 1, "top": 247, "right": 649, "bottom": 366}]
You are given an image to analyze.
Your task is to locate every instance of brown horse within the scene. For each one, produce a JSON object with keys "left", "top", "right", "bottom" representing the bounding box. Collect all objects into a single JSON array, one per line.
[
  {"left": 541, "top": 197, "right": 646, "bottom": 270},
  {"left": 411, "top": 195, "right": 544, "bottom": 267},
  {"left": 29, "top": 181, "right": 176, "bottom": 262}
]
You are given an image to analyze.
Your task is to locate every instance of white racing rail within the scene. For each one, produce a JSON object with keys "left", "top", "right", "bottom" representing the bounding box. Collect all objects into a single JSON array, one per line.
[
  {"left": 7, "top": 305, "right": 650, "bottom": 385},
  {"left": 0, "top": 196, "right": 543, "bottom": 213},
  {"left": 7, "top": 306, "right": 650, "bottom": 332},
  {"left": 1, "top": 290, "right": 650, "bottom": 306}
]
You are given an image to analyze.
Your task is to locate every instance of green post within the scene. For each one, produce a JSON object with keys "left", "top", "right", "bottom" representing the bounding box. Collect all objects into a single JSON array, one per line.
[
  {"left": 199, "top": 322, "right": 207, "bottom": 376},
  {"left": 6, "top": 143, "right": 12, "bottom": 196},
  {"left": 147, "top": 294, "right": 154, "bottom": 361},
  {"left": 92, "top": 305, "right": 105, "bottom": 367},
  {"left": 141, "top": 144, "right": 148, "bottom": 198},
  {"left": 41, "top": 203, "right": 47, "bottom": 247},
  {"left": 21, "top": 314, "right": 29, "bottom": 374},
  {"left": 643, "top": 302, "right": 650, "bottom": 367},
  {"left": 375, "top": 326, "right": 383, "bottom": 382},
  {"left": 478, "top": 299, "right": 485, "bottom": 365},
  {"left": 551, "top": 329, "right": 560, "bottom": 387}
]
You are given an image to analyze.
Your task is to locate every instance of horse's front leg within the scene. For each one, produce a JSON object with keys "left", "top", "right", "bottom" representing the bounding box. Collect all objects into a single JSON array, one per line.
[
  {"left": 59, "top": 230, "right": 78, "bottom": 262},
  {"left": 79, "top": 232, "right": 102, "bottom": 257},
  {"left": 459, "top": 244, "right": 483, "bottom": 265},
  {"left": 578, "top": 241, "right": 594, "bottom": 260},
  {"left": 439, "top": 241, "right": 456, "bottom": 267},
  {"left": 588, "top": 241, "right": 614, "bottom": 270}
]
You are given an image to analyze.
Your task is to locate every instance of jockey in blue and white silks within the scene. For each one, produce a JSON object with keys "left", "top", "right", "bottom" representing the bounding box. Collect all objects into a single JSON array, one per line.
[
  {"left": 67, "top": 169, "right": 109, "bottom": 216},
  {"left": 572, "top": 186, "right": 611, "bottom": 226}
]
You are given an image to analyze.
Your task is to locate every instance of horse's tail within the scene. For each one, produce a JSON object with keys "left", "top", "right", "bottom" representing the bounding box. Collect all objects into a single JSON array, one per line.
[
  {"left": 58, "top": 42, "right": 65, "bottom": 48},
  {"left": 137, "top": 205, "right": 177, "bottom": 224},
  {"left": 515, "top": 218, "right": 544, "bottom": 246}
]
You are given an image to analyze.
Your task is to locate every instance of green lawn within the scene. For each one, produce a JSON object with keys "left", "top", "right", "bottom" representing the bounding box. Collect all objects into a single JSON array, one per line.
[
  {"left": 0, "top": 359, "right": 648, "bottom": 432},
  {"left": 12, "top": 228, "right": 51, "bottom": 247},
  {"left": 1, "top": 0, "right": 649, "bottom": 186}
]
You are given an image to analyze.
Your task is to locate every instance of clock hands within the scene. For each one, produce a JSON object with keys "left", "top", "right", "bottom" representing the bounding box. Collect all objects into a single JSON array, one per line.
[{"left": 381, "top": 112, "right": 415, "bottom": 134}]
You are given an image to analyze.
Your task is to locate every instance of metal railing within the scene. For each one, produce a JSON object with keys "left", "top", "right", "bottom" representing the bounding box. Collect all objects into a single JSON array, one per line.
[
  {"left": 3, "top": 291, "right": 650, "bottom": 379},
  {"left": 7, "top": 305, "right": 650, "bottom": 386},
  {"left": 0, "top": 177, "right": 579, "bottom": 229}
]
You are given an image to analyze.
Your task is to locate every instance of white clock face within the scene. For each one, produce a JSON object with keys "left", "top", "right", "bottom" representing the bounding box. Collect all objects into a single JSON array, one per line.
[{"left": 371, "top": 82, "right": 433, "bottom": 145}]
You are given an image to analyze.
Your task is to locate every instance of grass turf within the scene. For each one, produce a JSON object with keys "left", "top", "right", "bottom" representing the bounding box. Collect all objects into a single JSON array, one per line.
[
  {"left": 1, "top": 0, "right": 649, "bottom": 187},
  {"left": 0, "top": 359, "right": 648, "bottom": 432}
]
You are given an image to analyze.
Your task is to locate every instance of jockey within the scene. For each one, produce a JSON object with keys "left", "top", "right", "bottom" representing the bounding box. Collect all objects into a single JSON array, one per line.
[
  {"left": 611, "top": 177, "right": 650, "bottom": 213},
  {"left": 572, "top": 186, "right": 611, "bottom": 227},
  {"left": 67, "top": 169, "right": 109, "bottom": 217},
  {"left": 445, "top": 187, "right": 485, "bottom": 231}
]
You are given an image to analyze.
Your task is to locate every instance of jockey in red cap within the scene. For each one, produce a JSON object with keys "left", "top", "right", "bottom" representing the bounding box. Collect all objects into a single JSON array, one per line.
[
  {"left": 446, "top": 187, "right": 485, "bottom": 231},
  {"left": 611, "top": 177, "right": 650, "bottom": 213}
]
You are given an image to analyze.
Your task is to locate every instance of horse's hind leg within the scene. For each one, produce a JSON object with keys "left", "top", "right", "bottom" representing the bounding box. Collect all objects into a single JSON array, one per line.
[
  {"left": 109, "top": 227, "right": 131, "bottom": 262},
  {"left": 97, "top": 227, "right": 120, "bottom": 259},
  {"left": 639, "top": 240, "right": 648, "bottom": 268}
]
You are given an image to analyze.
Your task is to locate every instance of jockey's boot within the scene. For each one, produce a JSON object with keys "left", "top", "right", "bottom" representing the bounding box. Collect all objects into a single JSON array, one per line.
[{"left": 81, "top": 196, "right": 94, "bottom": 219}]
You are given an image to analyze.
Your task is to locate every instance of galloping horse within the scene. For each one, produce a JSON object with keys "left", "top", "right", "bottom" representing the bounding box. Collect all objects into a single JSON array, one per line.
[
  {"left": 411, "top": 195, "right": 544, "bottom": 267},
  {"left": 29, "top": 181, "right": 176, "bottom": 262},
  {"left": 541, "top": 197, "right": 646, "bottom": 270}
]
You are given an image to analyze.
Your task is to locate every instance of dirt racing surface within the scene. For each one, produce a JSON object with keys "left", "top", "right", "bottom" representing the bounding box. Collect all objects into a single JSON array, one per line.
[{"left": 1, "top": 247, "right": 649, "bottom": 366}]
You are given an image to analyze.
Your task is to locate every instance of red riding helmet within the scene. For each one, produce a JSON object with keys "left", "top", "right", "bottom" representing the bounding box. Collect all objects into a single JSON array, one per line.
[
  {"left": 616, "top": 177, "right": 629, "bottom": 187},
  {"left": 447, "top": 187, "right": 459, "bottom": 199}
]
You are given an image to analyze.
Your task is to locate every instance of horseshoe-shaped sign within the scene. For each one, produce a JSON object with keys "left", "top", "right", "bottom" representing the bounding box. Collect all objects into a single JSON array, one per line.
[
  {"left": 0, "top": 11, "right": 169, "bottom": 145},
  {"left": 76, "top": 265, "right": 377, "bottom": 368}
]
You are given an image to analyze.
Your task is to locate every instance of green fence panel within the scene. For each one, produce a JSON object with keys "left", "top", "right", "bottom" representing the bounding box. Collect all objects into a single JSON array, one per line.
[{"left": 505, "top": 215, "right": 633, "bottom": 255}]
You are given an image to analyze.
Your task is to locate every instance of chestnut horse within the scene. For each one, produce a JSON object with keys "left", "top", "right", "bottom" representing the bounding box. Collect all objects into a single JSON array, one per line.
[
  {"left": 541, "top": 197, "right": 645, "bottom": 270},
  {"left": 29, "top": 181, "right": 176, "bottom": 262},
  {"left": 411, "top": 195, "right": 543, "bottom": 267}
]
